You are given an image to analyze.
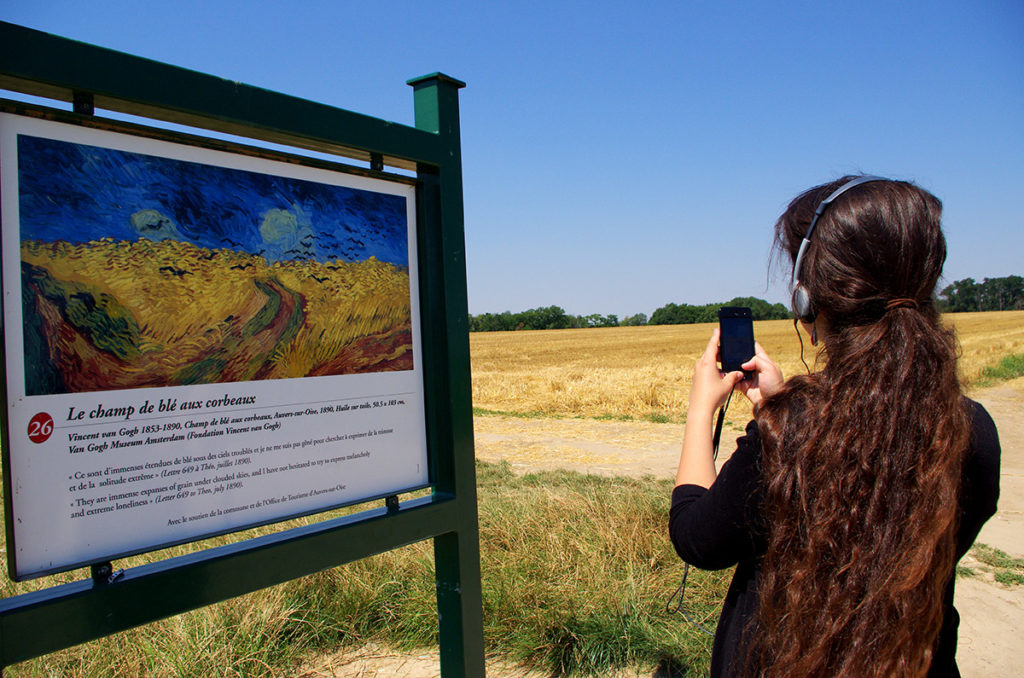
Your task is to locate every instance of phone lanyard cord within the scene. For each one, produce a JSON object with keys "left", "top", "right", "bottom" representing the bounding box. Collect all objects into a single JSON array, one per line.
[
  {"left": 666, "top": 387, "right": 734, "bottom": 634},
  {"left": 711, "top": 389, "right": 732, "bottom": 461}
]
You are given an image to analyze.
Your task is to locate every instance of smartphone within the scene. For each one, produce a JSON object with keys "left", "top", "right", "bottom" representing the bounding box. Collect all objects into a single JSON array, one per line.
[{"left": 718, "top": 306, "right": 755, "bottom": 379}]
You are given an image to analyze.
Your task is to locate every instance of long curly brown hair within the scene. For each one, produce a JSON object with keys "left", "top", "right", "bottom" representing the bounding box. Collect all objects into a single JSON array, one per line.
[{"left": 750, "top": 178, "right": 971, "bottom": 677}]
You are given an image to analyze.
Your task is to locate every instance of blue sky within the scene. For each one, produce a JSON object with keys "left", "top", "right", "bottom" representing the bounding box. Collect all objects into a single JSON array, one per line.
[
  {"left": 4, "top": 1, "right": 1022, "bottom": 317},
  {"left": 18, "top": 135, "right": 409, "bottom": 266}
]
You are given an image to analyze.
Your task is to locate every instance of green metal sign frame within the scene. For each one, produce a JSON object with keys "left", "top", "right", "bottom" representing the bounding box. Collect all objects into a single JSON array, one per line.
[{"left": 0, "top": 21, "right": 483, "bottom": 676}]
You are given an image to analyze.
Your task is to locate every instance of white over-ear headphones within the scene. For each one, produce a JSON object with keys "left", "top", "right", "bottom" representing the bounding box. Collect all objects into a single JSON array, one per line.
[{"left": 791, "top": 176, "right": 888, "bottom": 322}]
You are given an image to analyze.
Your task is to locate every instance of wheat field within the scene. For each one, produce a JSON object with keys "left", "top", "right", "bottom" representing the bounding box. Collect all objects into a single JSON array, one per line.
[{"left": 470, "top": 311, "right": 1024, "bottom": 427}]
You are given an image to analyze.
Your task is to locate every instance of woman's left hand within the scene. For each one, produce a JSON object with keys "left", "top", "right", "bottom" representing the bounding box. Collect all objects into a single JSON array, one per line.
[{"left": 689, "top": 328, "right": 745, "bottom": 415}]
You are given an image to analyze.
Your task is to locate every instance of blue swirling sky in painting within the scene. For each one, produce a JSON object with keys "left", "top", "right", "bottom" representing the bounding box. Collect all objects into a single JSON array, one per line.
[{"left": 17, "top": 135, "right": 408, "bottom": 267}]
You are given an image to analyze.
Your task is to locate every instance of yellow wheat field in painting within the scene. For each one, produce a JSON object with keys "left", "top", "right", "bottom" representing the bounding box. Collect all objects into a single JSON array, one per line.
[
  {"left": 20, "top": 238, "right": 411, "bottom": 393},
  {"left": 470, "top": 311, "right": 1024, "bottom": 427}
]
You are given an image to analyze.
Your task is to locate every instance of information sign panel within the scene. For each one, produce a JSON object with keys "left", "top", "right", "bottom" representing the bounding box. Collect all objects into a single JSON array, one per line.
[{"left": 0, "top": 113, "right": 428, "bottom": 579}]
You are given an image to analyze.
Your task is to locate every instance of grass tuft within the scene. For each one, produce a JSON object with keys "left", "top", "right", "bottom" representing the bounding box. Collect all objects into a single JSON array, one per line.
[
  {"left": 473, "top": 462, "right": 723, "bottom": 674},
  {"left": 974, "top": 353, "right": 1024, "bottom": 387},
  {"left": 644, "top": 413, "right": 674, "bottom": 424},
  {"left": 994, "top": 571, "right": 1024, "bottom": 586},
  {"left": 963, "top": 543, "right": 1024, "bottom": 588}
]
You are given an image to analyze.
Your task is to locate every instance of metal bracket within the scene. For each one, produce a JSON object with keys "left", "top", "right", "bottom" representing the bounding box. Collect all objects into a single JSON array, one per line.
[
  {"left": 385, "top": 495, "right": 400, "bottom": 514},
  {"left": 370, "top": 152, "right": 384, "bottom": 172},
  {"left": 90, "top": 561, "right": 124, "bottom": 586},
  {"left": 72, "top": 91, "right": 94, "bottom": 115}
]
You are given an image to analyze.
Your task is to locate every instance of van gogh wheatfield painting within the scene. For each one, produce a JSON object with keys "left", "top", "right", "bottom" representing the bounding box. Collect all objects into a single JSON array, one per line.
[{"left": 16, "top": 133, "right": 414, "bottom": 396}]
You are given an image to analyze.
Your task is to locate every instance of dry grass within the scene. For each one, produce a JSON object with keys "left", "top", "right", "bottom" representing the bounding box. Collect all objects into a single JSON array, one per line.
[
  {"left": 3, "top": 465, "right": 718, "bottom": 677},
  {"left": 948, "top": 311, "right": 1024, "bottom": 380},
  {"left": 470, "top": 311, "right": 1024, "bottom": 429}
]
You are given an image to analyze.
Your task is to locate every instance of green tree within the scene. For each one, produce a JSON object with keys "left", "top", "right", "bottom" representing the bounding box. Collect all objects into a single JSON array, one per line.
[
  {"left": 622, "top": 313, "right": 648, "bottom": 326},
  {"left": 649, "top": 302, "right": 682, "bottom": 325},
  {"left": 514, "top": 306, "right": 570, "bottom": 330},
  {"left": 725, "top": 296, "right": 791, "bottom": 320},
  {"left": 583, "top": 313, "right": 619, "bottom": 327},
  {"left": 650, "top": 297, "right": 789, "bottom": 325},
  {"left": 938, "top": 275, "right": 1023, "bottom": 312}
]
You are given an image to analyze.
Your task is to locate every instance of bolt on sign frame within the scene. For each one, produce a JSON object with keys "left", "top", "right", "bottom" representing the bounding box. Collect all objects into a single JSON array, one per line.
[{"left": 0, "top": 21, "right": 483, "bottom": 676}]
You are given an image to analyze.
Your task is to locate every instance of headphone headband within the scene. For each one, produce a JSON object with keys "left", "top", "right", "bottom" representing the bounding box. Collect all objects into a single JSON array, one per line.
[{"left": 791, "top": 175, "right": 888, "bottom": 321}]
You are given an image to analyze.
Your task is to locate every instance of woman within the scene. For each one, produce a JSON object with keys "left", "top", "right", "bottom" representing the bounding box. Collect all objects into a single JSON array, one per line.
[{"left": 669, "top": 176, "right": 1001, "bottom": 677}]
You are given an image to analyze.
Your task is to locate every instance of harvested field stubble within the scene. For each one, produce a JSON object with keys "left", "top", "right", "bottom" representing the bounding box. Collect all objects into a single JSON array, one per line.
[
  {"left": 949, "top": 311, "right": 1024, "bottom": 380},
  {"left": 470, "top": 311, "right": 1024, "bottom": 429}
]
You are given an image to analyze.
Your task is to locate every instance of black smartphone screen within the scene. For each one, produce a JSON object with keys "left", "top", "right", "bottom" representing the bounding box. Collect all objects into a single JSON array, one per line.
[{"left": 718, "top": 306, "right": 755, "bottom": 377}]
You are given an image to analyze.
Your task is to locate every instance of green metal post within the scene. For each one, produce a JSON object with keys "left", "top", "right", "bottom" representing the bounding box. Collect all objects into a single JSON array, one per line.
[{"left": 408, "top": 73, "right": 485, "bottom": 677}]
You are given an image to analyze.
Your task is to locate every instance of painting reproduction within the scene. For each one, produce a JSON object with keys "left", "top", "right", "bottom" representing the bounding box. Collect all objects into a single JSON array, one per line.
[{"left": 11, "top": 121, "right": 415, "bottom": 396}]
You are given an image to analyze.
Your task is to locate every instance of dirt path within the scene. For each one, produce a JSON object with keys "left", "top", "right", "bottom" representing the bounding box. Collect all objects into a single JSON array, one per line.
[{"left": 954, "top": 380, "right": 1024, "bottom": 677}]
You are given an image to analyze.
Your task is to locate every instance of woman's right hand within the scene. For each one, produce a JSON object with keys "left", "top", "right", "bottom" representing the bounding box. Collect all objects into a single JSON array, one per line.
[{"left": 738, "top": 342, "right": 784, "bottom": 408}]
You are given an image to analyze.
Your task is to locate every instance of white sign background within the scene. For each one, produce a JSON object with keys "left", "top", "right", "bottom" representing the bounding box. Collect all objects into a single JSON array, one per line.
[{"left": 0, "top": 113, "right": 428, "bottom": 579}]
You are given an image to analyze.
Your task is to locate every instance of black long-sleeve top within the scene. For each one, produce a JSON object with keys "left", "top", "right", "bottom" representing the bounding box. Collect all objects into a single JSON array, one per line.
[{"left": 669, "top": 400, "right": 1001, "bottom": 677}]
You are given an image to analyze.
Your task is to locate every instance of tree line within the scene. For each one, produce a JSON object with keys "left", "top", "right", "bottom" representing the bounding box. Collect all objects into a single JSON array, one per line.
[
  {"left": 467, "top": 277, "right": 1022, "bottom": 333},
  {"left": 648, "top": 296, "right": 790, "bottom": 325},
  {"left": 937, "top": 275, "right": 1023, "bottom": 312},
  {"left": 467, "top": 297, "right": 788, "bottom": 332},
  {"left": 467, "top": 306, "right": 641, "bottom": 332}
]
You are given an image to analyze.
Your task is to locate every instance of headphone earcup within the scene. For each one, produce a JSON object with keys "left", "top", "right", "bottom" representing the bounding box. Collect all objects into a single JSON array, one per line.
[
  {"left": 788, "top": 176, "right": 887, "bottom": 326},
  {"left": 792, "top": 284, "right": 816, "bottom": 323}
]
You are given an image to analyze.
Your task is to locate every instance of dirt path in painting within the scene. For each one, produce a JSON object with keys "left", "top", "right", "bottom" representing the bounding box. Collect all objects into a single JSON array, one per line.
[{"left": 243, "top": 277, "right": 305, "bottom": 379}]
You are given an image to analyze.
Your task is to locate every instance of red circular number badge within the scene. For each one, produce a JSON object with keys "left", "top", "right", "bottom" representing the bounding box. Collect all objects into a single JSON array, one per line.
[{"left": 28, "top": 412, "right": 54, "bottom": 444}]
